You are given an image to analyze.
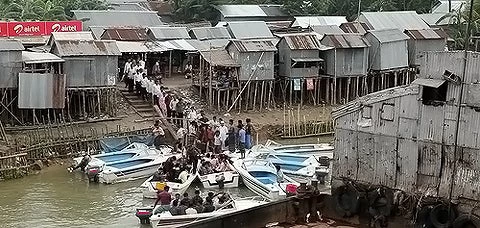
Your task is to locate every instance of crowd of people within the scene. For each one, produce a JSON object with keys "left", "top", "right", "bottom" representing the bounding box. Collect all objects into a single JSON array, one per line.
[
  {"left": 153, "top": 188, "right": 232, "bottom": 215},
  {"left": 199, "top": 153, "right": 232, "bottom": 176}
]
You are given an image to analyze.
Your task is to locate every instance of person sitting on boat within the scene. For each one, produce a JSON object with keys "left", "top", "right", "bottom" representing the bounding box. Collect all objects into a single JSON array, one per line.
[
  {"left": 215, "top": 155, "right": 231, "bottom": 173},
  {"left": 153, "top": 186, "right": 172, "bottom": 214},
  {"left": 199, "top": 161, "right": 213, "bottom": 176},
  {"left": 203, "top": 197, "right": 215, "bottom": 213},
  {"left": 191, "top": 189, "right": 204, "bottom": 213},
  {"left": 214, "top": 194, "right": 228, "bottom": 210},
  {"left": 176, "top": 197, "right": 188, "bottom": 215},
  {"left": 204, "top": 153, "right": 212, "bottom": 163},
  {"left": 151, "top": 168, "right": 165, "bottom": 182},
  {"left": 70, "top": 154, "right": 91, "bottom": 172},
  {"left": 169, "top": 198, "right": 180, "bottom": 215},
  {"left": 171, "top": 193, "right": 181, "bottom": 207},
  {"left": 178, "top": 168, "right": 189, "bottom": 183},
  {"left": 180, "top": 193, "right": 190, "bottom": 207},
  {"left": 276, "top": 165, "right": 285, "bottom": 183},
  {"left": 163, "top": 157, "right": 176, "bottom": 181}
]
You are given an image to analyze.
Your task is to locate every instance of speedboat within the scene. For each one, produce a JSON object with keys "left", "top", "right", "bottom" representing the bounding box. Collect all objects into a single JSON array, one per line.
[
  {"left": 233, "top": 159, "right": 298, "bottom": 201},
  {"left": 198, "top": 162, "right": 240, "bottom": 189},
  {"left": 72, "top": 143, "right": 152, "bottom": 166},
  {"left": 137, "top": 196, "right": 267, "bottom": 227},
  {"left": 141, "top": 161, "right": 200, "bottom": 198},
  {"left": 251, "top": 152, "right": 319, "bottom": 178},
  {"left": 252, "top": 141, "right": 334, "bottom": 158},
  {"left": 98, "top": 148, "right": 179, "bottom": 184}
]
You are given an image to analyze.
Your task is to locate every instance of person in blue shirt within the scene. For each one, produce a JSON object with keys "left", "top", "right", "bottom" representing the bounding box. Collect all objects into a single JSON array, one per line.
[{"left": 238, "top": 124, "right": 246, "bottom": 158}]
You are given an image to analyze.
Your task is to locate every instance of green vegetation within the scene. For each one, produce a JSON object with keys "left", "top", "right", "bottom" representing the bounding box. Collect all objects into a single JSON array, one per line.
[{"left": 0, "top": 0, "right": 109, "bottom": 20}]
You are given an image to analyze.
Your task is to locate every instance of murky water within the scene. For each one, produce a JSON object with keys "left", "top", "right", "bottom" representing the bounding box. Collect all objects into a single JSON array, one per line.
[{"left": 0, "top": 137, "right": 332, "bottom": 228}]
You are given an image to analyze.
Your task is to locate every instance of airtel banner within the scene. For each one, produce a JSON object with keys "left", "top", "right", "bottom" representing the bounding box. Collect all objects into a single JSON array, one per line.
[{"left": 0, "top": 21, "right": 82, "bottom": 37}]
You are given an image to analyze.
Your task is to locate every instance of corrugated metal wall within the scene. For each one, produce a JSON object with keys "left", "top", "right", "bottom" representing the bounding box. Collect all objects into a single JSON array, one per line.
[
  {"left": 408, "top": 39, "right": 445, "bottom": 66},
  {"left": 64, "top": 56, "right": 118, "bottom": 87},
  {"left": 228, "top": 47, "right": 274, "bottom": 81},
  {"left": 322, "top": 48, "right": 368, "bottom": 77},
  {"left": 289, "top": 50, "right": 320, "bottom": 78},
  {"left": 0, "top": 51, "right": 23, "bottom": 88},
  {"left": 18, "top": 73, "right": 66, "bottom": 109},
  {"left": 379, "top": 41, "right": 408, "bottom": 70}
]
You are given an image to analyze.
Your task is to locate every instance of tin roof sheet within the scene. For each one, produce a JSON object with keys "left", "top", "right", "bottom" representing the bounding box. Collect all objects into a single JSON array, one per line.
[
  {"left": 320, "top": 33, "right": 370, "bottom": 49},
  {"left": 412, "top": 78, "right": 446, "bottom": 88},
  {"left": 340, "top": 22, "right": 371, "bottom": 34},
  {"left": 310, "top": 25, "right": 345, "bottom": 35},
  {"left": 72, "top": 10, "right": 163, "bottom": 29},
  {"left": 215, "top": 5, "right": 267, "bottom": 17},
  {"left": 190, "top": 27, "right": 231, "bottom": 40},
  {"left": 228, "top": 39, "right": 276, "bottom": 52},
  {"left": 22, "top": 51, "right": 64, "bottom": 64},
  {"left": 200, "top": 49, "right": 240, "bottom": 67},
  {"left": 227, "top": 21, "right": 273, "bottom": 39},
  {"left": 148, "top": 27, "right": 190, "bottom": 40},
  {"left": 186, "top": 39, "right": 230, "bottom": 51},
  {"left": 158, "top": 39, "right": 196, "bottom": 51},
  {"left": 405, "top": 29, "right": 448, "bottom": 40},
  {"left": 53, "top": 40, "right": 121, "bottom": 56},
  {"left": 367, "top": 29, "right": 410, "bottom": 43},
  {"left": 280, "top": 34, "right": 322, "bottom": 50},
  {"left": 109, "top": 3, "right": 148, "bottom": 11},
  {"left": 292, "top": 16, "right": 347, "bottom": 28},
  {"left": 358, "top": 11, "right": 430, "bottom": 31},
  {"left": 101, "top": 28, "right": 148, "bottom": 41},
  {"left": 0, "top": 39, "right": 24, "bottom": 51}
]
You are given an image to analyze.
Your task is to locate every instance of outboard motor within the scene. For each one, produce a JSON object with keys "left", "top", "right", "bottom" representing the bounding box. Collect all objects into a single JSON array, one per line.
[
  {"left": 85, "top": 165, "right": 102, "bottom": 182},
  {"left": 135, "top": 208, "right": 153, "bottom": 224}
]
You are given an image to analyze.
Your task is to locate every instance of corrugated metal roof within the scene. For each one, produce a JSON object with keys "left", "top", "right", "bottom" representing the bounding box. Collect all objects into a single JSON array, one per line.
[
  {"left": 101, "top": 28, "right": 148, "bottom": 41},
  {"left": 358, "top": 11, "right": 430, "bottom": 31},
  {"left": 215, "top": 5, "right": 267, "bottom": 17},
  {"left": 0, "top": 39, "right": 24, "bottom": 51},
  {"left": 50, "top": 32, "right": 94, "bottom": 43},
  {"left": 228, "top": 39, "right": 276, "bottom": 52},
  {"left": 367, "top": 29, "right": 410, "bottom": 43},
  {"left": 109, "top": 3, "right": 148, "bottom": 11},
  {"left": 433, "top": 0, "right": 466, "bottom": 13},
  {"left": 169, "top": 21, "right": 212, "bottom": 30},
  {"left": 200, "top": 49, "right": 240, "bottom": 67},
  {"left": 412, "top": 78, "right": 446, "bottom": 88},
  {"left": 340, "top": 22, "right": 371, "bottom": 34},
  {"left": 22, "top": 51, "right": 64, "bottom": 64},
  {"left": 186, "top": 39, "right": 229, "bottom": 51},
  {"left": 227, "top": 21, "right": 273, "bottom": 39},
  {"left": 9, "top": 36, "right": 49, "bottom": 45},
  {"left": 320, "top": 34, "right": 370, "bottom": 49},
  {"left": 72, "top": 10, "right": 163, "bottom": 29},
  {"left": 89, "top": 26, "right": 106, "bottom": 39},
  {"left": 190, "top": 27, "right": 231, "bottom": 41},
  {"left": 148, "top": 27, "right": 190, "bottom": 40},
  {"left": 116, "top": 41, "right": 169, "bottom": 52},
  {"left": 280, "top": 34, "right": 322, "bottom": 50},
  {"left": 258, "top": 5, "right": 289, "bottom": 17},
  {"left": 310, "top": 25, "right": 345, "bottom": 35},
  {"left": 158, "top": 39, "right": 196, "bottom": 51},
  {"left": 405, "top": 29, "right": 448, "bottom": 40},
  {"left": 292, "top": 16, "right": 348, "bottom": 28},
  {"left": 53, "top": 40, "right": 121, "bottom": 56}
]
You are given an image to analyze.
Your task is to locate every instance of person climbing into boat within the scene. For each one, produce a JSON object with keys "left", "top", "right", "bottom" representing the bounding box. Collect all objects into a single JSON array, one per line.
[
  {"left": 69, "top": 154, "right": 91, "bottom": 172},
  {"left": 152, "top": 120, "right": 165, "bottom": 149},
  {"left": 238, "top": 124, "right": 246, "bottom": 159},
  {"left": 153, "top": 186, "right": 172, "bottom": 214},
  {"left": 162, "top": 156, "right": 176, "bottom": 181},
  {"left": 245, "top": 118, "right": 255, "bottom": 149},
  {"left": 276, "top": 165, "right": 285, "bottom": 183}
]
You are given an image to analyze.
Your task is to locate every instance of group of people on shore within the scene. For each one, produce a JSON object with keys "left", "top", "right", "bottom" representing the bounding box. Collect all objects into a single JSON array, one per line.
[{"left": 154, "top": 188, "right": 231, "bottom": 215}]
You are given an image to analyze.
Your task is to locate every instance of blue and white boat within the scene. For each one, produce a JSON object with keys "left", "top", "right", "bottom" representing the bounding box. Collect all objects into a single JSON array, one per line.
[
  {"left": 73, "top": 143, "right": 152, "bottom": 166},
  {"left": 233, "top": 159, "right": 298, "bottom": 201},
  {"left": 252, "top": 140, "right": 334, "bottom": 159},
  {"left": 251, "top": 152, "right": 319, "bottom": 178}
]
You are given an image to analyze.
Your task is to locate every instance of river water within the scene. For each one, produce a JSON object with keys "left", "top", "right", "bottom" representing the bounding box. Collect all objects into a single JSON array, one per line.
[{"left": 0, "top": 137, "right": 332, "bottom": 228}]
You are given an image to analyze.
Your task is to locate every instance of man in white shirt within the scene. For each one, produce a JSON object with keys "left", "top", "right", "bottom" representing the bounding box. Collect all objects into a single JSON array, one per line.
[
  {"left": 169, "top": 97, "right": 178, "bottom": 124},
  {"left": 141, "top": 76, "right": 149, "bottom": 100},
  {"left": 134, "top": 67, "right": 143, "bottom": 95},
  {"left": 138, "top": 58, "right": 146, "bottom": 69},
  {"left": 218, "top": 121, "right": 228, "bottom": 150},
  {"left": 122, "top": 59, "right": 131, "bottom": 87}
]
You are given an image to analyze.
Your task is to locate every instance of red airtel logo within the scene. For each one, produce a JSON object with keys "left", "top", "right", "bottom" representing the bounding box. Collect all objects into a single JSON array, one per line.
[
  {"left": 51, "top": 23, "right": 78, "bottom": 32},
  {"left": 13, "top": 24, "right": 40, "bottom": 34}
]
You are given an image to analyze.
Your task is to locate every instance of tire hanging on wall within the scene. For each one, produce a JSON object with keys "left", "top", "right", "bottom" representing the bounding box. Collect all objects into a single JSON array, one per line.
[
  {"left": 429, "top": 204, "right": 456, "bottom": 228},
  {"left": 453, "top": 214, "right": 480, "bottom": 228},
  {"left": 334, "top": 185, "right": 360, "bottom": 218}
]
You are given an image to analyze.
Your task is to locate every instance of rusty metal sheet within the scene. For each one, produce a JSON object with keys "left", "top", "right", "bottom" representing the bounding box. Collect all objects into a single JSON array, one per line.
[
  {"left": 199, "top": 49, "right": 240, "bottom": 67},
  {"left": 320, "top": 33, "right": 369, "bottom": 49},
  {"left": 18, "top": 73, "right": 66, "bottom": 109},
  {"left": 190, "top": 27, "right": 231, "bottom": 41},
  {"left": 339, "top": 22, "right": 371, "bottom": 35},
  {"left": 452, "top": 147, "right": 480, "bottom": 201},
  {"left": 53, "top": 40, "right": 121, "bottom": 57},
  {"left": 101, "top": 28, "right": 148, "bottom": 41},
  {"left": 412, "top": 78, "right": 446, "bottom": 88},
  {"left": 405, "top": 28, "right": 448, "bottom": 40},
  {"left": 228, "top": 39, "right": 276, "bottom": 53},
  {"left": 147, "top": 27, "right": 189, "bottom": 41},
  {"left": 438, "top": 145, "right": 455, "bottom": 199},
  {"left": 281, "top": 34, "right": 322, "bottom": 50}
]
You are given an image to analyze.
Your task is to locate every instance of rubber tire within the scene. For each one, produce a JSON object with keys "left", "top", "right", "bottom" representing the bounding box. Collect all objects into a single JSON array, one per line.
[
  {"left": 430, "top": 204, "right": 456, "bottom": 228},
  {"left": 415, "top": 206, "right": 434, "bottom": 228},
  {"left": 453, "top": 214, "right": 480, "bottom": 228},
  {"left": 334, "top": 185, "right": 360, "bottom": 218}
]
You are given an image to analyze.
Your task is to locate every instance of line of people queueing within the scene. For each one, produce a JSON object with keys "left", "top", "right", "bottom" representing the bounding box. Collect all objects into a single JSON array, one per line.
[{"left": 154, "top": 188, "right": 232, "bottom": 215}]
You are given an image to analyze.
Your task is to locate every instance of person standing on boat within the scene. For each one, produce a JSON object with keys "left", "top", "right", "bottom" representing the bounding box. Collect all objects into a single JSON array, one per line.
[
  {"left": 276, "top": 165, "right": 284, "bottom": 183},
  {"left": 238, "top": 124, "right": 246, "bottom": 159},
  {"left": 153, "top": 186, "right": 172, "bottom": 214},
  {"left": 245, "top": 118, "right": 255, "bottom": 149},
  {"left": 152, "top": 120, "right": 165, "bottom": 149}
]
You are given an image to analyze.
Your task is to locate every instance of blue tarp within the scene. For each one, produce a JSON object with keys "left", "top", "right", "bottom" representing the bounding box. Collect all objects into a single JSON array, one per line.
[{"left": 99, "top": 134, "right": 155, "bottom": 153}]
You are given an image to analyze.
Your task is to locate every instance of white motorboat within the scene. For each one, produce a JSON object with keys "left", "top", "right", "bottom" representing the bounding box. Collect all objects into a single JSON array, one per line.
[
  {"left": 255, "top": 140, "right": 334, "bottom": 158},
  {"left": 73, "top": 143, "right": 161, "bottom": 167},
  {"left": 98, "top": 148, "right": 179, "bottom": 184},
  {"left": 233, "top": 159, "right": 298, "bottom": 201},
  {"left": 141, "top": 161, "right": 200, "bottom": 199},
  {"left": 250, "top": 152, "right": 320, "bottom": 178},
  {"left": 144, "top": 196, "right": 267, "bottom": 227},
  {"left": 198, "top": 163, "right": 240, "bottom": 189}
]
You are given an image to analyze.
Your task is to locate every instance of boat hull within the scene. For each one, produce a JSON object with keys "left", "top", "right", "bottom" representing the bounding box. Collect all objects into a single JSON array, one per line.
[{"left": 199, "top": 171, "right": 240, "bottom": 189}]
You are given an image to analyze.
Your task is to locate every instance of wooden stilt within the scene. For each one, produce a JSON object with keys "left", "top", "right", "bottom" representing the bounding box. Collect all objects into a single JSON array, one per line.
[
  {"left": 253, "top": 81, "right": 258, "bottom": 111},
  {"left": 260, "top": 81, "right": 265, "bottom": 111}
]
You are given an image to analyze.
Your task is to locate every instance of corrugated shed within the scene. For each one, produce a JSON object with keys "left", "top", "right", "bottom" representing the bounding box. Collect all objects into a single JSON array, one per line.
[
  {"left": 226, "top": 21, "right": 273, "bottom": 39},
  {"left": 320, "top": 33, "right": 369, "bottom": 48},
  {"left": 109, "top": 3, "right": 148, "bottom": 11},
  {"left": 358, "top": 11, "right": 430, "bottom": 31},
  {"left": 200, "top": 49, "right": 240, "bottom": 67},
  {"left": 53, "top": 40, "right": 121, "bottom": 57},
  {"left": 72, "top": 10, "right": 163, "bottom": 29},
  {"left": 148, "top": 27, "right": 190, "bottom": 41},
  {"left": 101, "top": 28, "right": 148, "bottom": 41},
  {"left": 22, "top": 51, "right": 64, "bottom": 64},
  {"left": 280, "top": 34, "right": 322, "bottom": 50},
  {"left": 405, "top": 29, "right": 448, "bottom": 40},
  {"left": 367, "top": 29, "right": 409, "bottom": 43},
  {"left": 310, "top": 25, "right": 344, "bottom": 35},
  {"left": 228, "top": 39, "right": 276, "bottom": 52},
  {"left": 190, "top": 27, "right": 231, "bottom": 40},
  {"left": 18, "top": 73, "right": 66, "bottom": 109},
  {"left": 0, "top": 39, "right": 24, "bottom": 51},
  {"left": 340, "top": 22, "right": 371, "bottom": 34},
  {"left": 215, "top": 5, "right": 267, "bottom": 17},
  {"left": 292, "top": 16, "right": 347, "bottom": 28}
]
